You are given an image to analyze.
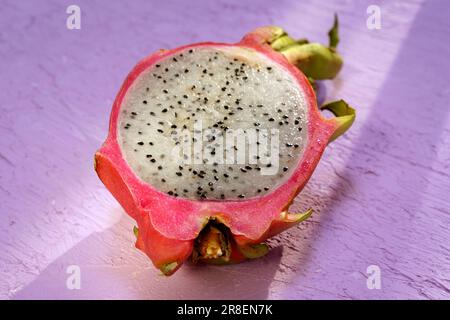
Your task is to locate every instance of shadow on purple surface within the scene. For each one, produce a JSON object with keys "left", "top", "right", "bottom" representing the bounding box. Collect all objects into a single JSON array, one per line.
[
  {"left": 302, "top": 0, "right": 450, "bottom": 298},
  {"left": 14, "top": 215, "right": 284, "bottom": 300}
]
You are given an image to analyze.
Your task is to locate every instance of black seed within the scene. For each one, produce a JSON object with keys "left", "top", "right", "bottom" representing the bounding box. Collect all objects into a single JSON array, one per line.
[
  {"left": 157, "top": 129, "right": 164, "bottom": 133},
  {"left": 268, "top": 118, "right": 275, "bottom": 122},
  {"left": 286, "top": 143, "right": 293, "bottom": 147},
  {"left": 240, "top": 168, "right": 247, "bottom": 173},
  {"left": 146, "top": 154, "right": 152, "bottom": 158},
  {"left": 162, "top": 108, "right": 168, "bottom": 113},
  {"left": 137, "top": 142, "right": 144, "bottom": 145},
  {"left": 238, "top": 194, "right": 245, "bottom": 198},
  {"left": 283, "top": 167, "right": 288, "bottom": 172},
  {"left": 176, "top": 172, "right": 182, "bottom": 176},
  {"left": 157, "top": 166, "right": 162, "bottom": 170},
  {"left": 245, "top": 165, "right": 252, "bottom": 170},
  {"left": 208, "top": 182, "right": 213, "bottom": 186},
  {"left": 266, "top": 163, "right": 272, "bottom": 167},
  {"left": 161, "top": 178, "right": 166, "bottom": 183},
  {"left": 257, "top": 189, "right": 262, "bottom": 193},
  {"left": 264, "top": 187, "right": 269, "bottom": 191},
  {"left": 295, "top": 120, "right": 300, "bottom": 125},
  {"left": 168, "top": 191, "right": 173, "bottom": 195},
  {"left": 221, "top": 87, "right": 226, "bottom": 91},
  {"left": 163, "top": 89, "right": 168, "bottom": 94},
  {"left": 183, "top": 189, "right": 188, "bottom": 193},
  {"left": 220, "top": 194, "right": 225, "bottom": 199},
  {"left": 149, "top": 142, "right": 154, "bottom": 145},
  {"left": 223, "top": 173, "right": 229, "bottom": 178}
]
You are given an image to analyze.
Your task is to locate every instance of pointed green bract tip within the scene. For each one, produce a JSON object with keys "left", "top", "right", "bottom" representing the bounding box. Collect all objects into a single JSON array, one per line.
[
  {"left": 328, "top": 14, "right": 339, "bottom": 50},
  {"left": 160, "top": 262, "right": 178, "bottom": 275},
  {"left": 239, "top": 243, "right": 269, "bottom": 259},
  {"left": 320, "top": 99, "right": 356, "bottom": 142},
  {"left": 292, "top": 208, "right": 313, "bottom": 223},
  {"left": 269, "top": 14, "right": 343, "bottom": 80},
  {"left": 133, "top": 226, "right": 139, "bottom": 238}
]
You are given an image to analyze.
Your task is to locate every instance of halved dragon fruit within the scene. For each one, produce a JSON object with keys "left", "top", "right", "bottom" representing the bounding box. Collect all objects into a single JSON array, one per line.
[{"left": 95, "top": 16, "right": 355, "bottom": 275}]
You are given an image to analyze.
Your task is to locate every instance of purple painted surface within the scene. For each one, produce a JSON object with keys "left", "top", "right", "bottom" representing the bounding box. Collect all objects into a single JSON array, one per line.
[{"left": 0, "top": 0, "right": 449, "bottom": 299}]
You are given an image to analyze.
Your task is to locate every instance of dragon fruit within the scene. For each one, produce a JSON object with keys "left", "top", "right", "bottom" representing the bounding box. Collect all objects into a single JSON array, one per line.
[{"left": 95, "top": 16, "right": 355, "bottom": 275}]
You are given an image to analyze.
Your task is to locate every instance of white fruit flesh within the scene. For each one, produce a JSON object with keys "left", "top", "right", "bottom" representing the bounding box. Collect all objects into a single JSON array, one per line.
[{"left": 118, "top": 46, "right": 308, "bottom": 200}]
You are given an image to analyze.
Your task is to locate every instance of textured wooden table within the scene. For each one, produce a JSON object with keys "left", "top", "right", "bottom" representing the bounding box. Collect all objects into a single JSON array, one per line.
[{"left": 1, "top": 0, "right": 449, "bottom": 299}]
